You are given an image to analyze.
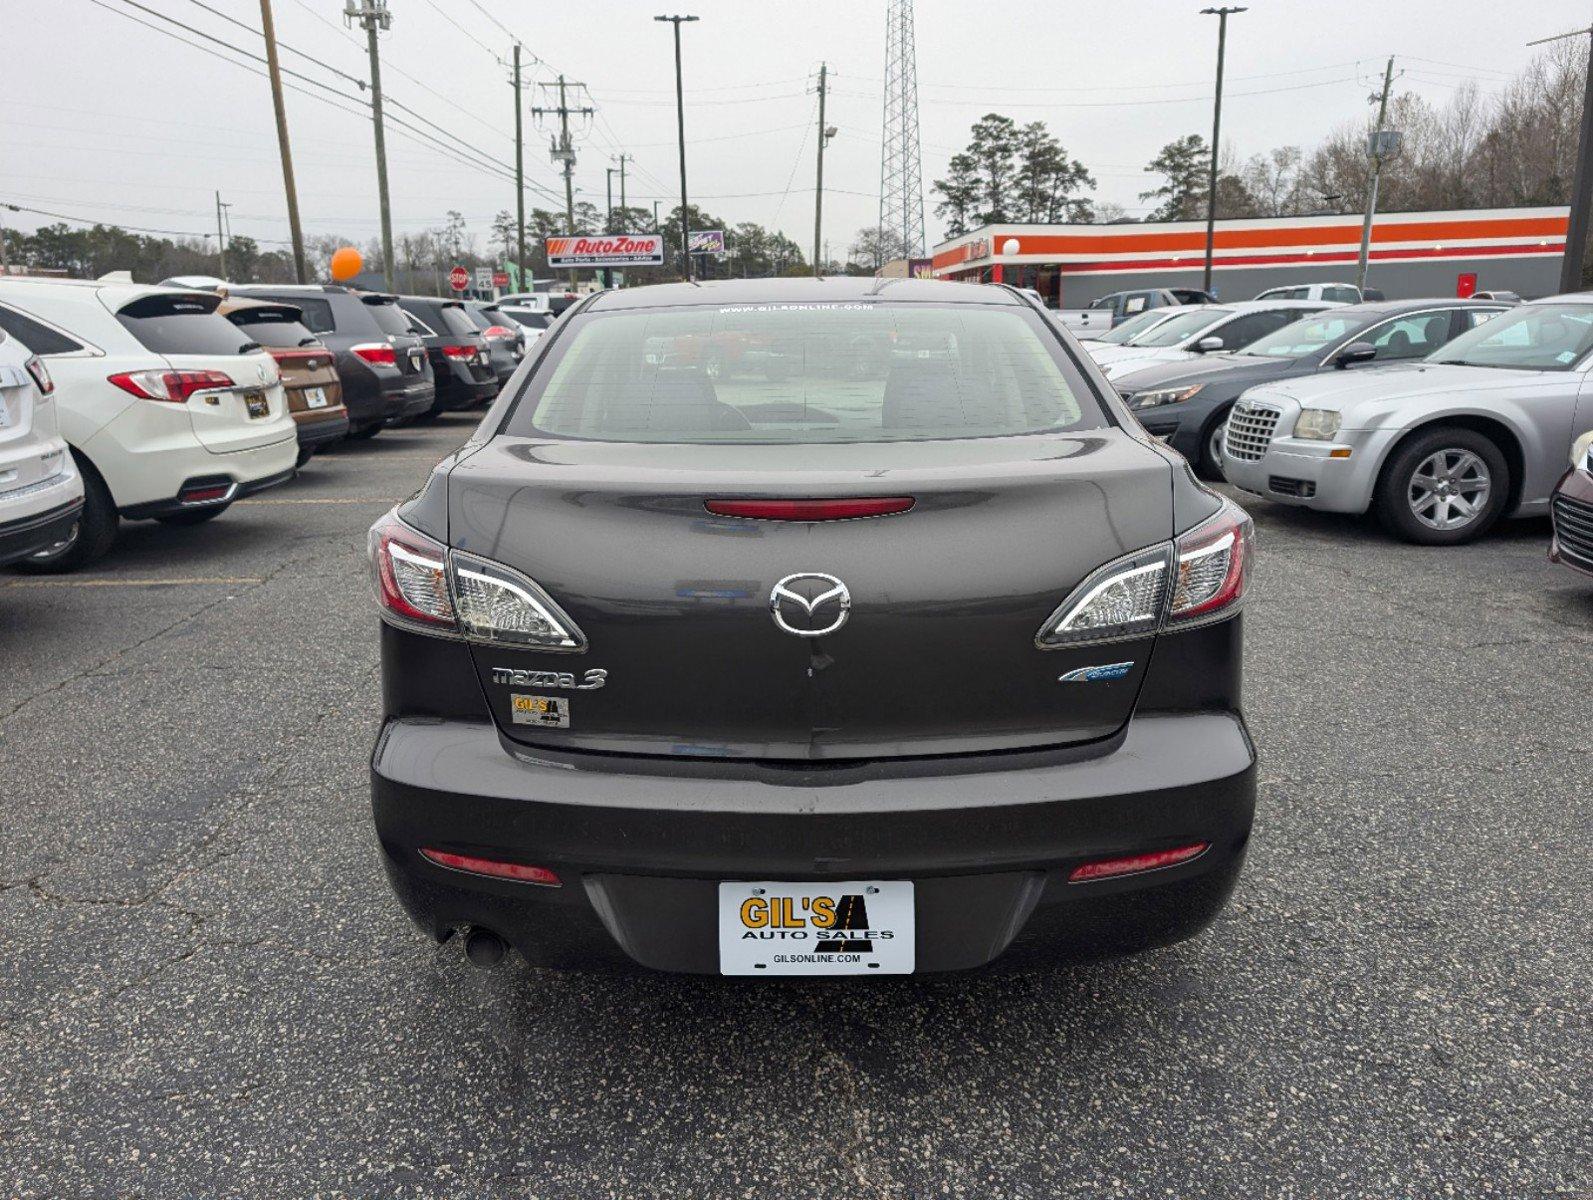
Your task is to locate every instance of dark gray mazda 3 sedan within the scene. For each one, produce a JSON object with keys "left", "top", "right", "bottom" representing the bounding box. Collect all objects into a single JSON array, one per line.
[{"left": 369, "top": 277, "right": 1256, "bottom": 975}]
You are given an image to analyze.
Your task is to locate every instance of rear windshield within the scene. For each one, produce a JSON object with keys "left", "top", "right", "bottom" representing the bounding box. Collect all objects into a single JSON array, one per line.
[
  {"left": 116, "top": 294, "right": 263, "bottom": 356},
  {"left": 458, "top": 305, "right": 493, "bottom": 332},
  {"left": 227, "top": 309, "right": 319, "bottom": 349},
  {"left": 363, "top": 299, "right": 413, "bottom": 337},
  {"left": 505, "top": 309, "right": 553, "bottom": 330},
  {"left": 502, "top": 302, "right": 1106, "bottom": 444},
  {"left": 432, "top": 305, "right": 480, "bottom": 338},
  {"left": 1130, "top": 307, "right": 1230, "bottom": 347}
]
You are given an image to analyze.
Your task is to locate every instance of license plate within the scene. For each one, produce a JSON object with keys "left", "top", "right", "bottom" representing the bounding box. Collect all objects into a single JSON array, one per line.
[
  {"left": 303, "top": 386, "right": 328, "bottom": 409},
  {"left": 243, "top": 391, "right": 269, "bottom": 419},
  {"left": 718, "top": 880, "right": 914, "bottom": 975},
  {"left": 409, "top": 351, "right": 423, "bottom": 370},
  {"left": 509, "top": 693, "right": 569, "bottom": 728}
]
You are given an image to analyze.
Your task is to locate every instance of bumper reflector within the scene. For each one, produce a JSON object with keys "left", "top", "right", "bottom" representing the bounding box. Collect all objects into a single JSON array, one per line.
[
  {"left": 1068, "top": 841, "right": 1209, "bottom": 883},
  {"left": 420, "top": 848, "right": 562, "bottom": 887}
]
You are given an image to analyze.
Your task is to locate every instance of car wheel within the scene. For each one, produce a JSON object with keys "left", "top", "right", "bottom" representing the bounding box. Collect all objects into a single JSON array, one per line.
[
  {"left": 1374, "top": 427, "right": 1509, "bottom": 545},
  {"left": 1197, "top": 413, "right": 1230, "bottom": 482},
  {"left": 13, "top": 463, "right": 117, "bottom": 574},
  {"left": 155, "top": 504, "right": 231, "bottom": 527}
]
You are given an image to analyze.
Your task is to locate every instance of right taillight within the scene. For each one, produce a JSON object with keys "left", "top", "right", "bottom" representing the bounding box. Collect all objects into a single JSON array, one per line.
[
  {"left": 368, "top": 509, "right": 586, "bottom": 649},
  {"left": 24, "top": 356, "right": 53, "bottom": 395},
  {"left": 1166, "top": 499, "right": 1253, "bottom": 628},
  {"left": 351, "top": 342, "right": 397, "bottom": 366},
  {"left": 1035, "top": 498, "right": 1252, "bottom": 647}
]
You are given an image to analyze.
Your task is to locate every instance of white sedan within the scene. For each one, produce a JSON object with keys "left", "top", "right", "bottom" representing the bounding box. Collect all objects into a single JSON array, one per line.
[{"left": 1086, "top": 299, "right": 1336, "bottom": 379}]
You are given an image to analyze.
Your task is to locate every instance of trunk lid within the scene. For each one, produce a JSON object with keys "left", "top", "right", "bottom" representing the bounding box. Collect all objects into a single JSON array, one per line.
[{"left": 449, "top": 430, "right": 1174, "bottom": 760}]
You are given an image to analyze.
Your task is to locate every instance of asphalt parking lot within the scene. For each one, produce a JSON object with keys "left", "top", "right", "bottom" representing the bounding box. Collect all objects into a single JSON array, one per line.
[{"left": 1, "top": 412, "right": 1587, "bottom": 1199}]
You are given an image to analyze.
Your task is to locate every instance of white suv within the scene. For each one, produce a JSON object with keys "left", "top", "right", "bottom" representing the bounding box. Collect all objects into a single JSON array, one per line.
[
  {"left": 0, "top": 327, "right": 84, "bottom": 568},
  {"left": 0, "top": 279, "right": 298, "bottom": 571}
]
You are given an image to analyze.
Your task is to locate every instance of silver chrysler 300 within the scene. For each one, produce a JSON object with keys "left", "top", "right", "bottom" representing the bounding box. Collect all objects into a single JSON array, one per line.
[{"left": 1220, "top": 295, "right": 1593, "bottom": 544}]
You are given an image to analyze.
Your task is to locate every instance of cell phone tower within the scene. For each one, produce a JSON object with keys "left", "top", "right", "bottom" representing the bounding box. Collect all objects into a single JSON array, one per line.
[{"left": 879, "top": 0, "right": 926, "bottom": 262}]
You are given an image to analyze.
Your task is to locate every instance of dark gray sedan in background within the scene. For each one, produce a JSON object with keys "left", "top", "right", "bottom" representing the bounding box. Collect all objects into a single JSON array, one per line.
[
  {"left": 1111, "top": 298, "right": 1512, "bottom": 477},
  {"left": 368, "top": 278, "right": 1256, "bottom": 976}
]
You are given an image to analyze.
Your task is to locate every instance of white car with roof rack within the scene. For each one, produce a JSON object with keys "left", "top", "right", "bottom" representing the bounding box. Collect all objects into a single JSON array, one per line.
[
  {"left": 0, "top": 326, "right": 84, "bottom": 568},
  {"left": 0, "top": 278, "right": 298, "bottom": 571}
]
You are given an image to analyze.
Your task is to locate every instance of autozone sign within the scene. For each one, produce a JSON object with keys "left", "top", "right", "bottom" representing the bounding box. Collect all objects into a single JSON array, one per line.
[{"left": 545, "top": 234, "right": 664, "bottom": 268}]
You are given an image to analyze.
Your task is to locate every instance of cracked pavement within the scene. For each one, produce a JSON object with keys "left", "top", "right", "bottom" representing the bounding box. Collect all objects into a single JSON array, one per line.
[{"left": 0, "top": 413, "right": 1588, "bottom": 1198}]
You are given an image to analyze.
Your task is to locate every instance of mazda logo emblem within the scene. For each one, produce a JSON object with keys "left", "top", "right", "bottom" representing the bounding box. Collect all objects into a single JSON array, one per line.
[{"left": 769, "top": 572, "right": 850, "bottom": 638}]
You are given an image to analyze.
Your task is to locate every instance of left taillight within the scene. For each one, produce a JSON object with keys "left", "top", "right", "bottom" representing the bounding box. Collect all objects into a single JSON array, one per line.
[
  {"left": 108, "top": 369, "right": 234, "bottom": 403},
  {"left": 368, "top": 509, "right": 587, "bottom": 649},
  {"left": 24, "top": 356, "right": 53, "bottom": 395},
  {"left": 369, "top": 511, "right": 457, "bottom": 632}
]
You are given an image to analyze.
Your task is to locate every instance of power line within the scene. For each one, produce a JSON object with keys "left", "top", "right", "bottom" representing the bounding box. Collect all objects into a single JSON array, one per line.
[{"left": 0, "top": 198, "right": 294, "bottom": 244}]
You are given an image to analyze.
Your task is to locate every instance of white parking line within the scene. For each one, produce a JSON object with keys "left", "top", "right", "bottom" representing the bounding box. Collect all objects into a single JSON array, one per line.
[
  {"left": 2, "top": 576, "right": 266, "bottom": 589},
  {"left": 237, "top": 497, "right": 403, "bottom": 506}
]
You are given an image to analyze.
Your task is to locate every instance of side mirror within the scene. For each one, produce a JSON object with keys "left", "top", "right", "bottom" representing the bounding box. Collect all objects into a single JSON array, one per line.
[
  {"left": 1194, "top": 336, "right": 1225, "bottom": 353},
  {"left": 1334, "top": 341, "right": 1378, "bottom": 369}
]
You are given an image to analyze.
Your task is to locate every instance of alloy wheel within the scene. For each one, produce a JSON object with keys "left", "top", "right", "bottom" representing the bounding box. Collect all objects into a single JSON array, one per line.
[{"left": 1407, "top": 448, "right": 1491, "bottom": 531}]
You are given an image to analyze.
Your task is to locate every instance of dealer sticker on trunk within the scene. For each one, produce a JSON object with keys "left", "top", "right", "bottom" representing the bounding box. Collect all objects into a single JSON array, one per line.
[
  {"left": 510, "top": 694, "right": 570, "bottom": 728},
  {"left": 718, "top": 881, "right": 914, "bottom": 975}
]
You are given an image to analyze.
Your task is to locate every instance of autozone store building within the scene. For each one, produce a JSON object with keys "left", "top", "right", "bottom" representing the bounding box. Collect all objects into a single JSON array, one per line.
[{"left": 929, "top": 206, "right": 1569, "bottom": 305}]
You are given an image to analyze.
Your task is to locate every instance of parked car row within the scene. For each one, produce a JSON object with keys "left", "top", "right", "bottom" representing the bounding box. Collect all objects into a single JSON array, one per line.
[{"left": 0, "top": 276, "right": 549, "bottom": 573}]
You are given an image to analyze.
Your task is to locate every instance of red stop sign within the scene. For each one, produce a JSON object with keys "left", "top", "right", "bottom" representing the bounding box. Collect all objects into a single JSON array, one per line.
[
  {"left": 448, "top": 265, "right": 470, "bottom": 291},
  {"left": 493, "top": 271, "right": 510, "bottom": 288}
]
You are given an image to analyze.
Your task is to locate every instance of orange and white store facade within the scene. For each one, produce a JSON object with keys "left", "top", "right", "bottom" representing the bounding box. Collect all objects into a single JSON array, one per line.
[{"left": 930, "top": 207, "right": 1569, "bottom": 305}]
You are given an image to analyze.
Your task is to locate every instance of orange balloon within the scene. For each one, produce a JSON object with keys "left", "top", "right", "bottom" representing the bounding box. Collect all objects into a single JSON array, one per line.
[{"left": 329, "top": 246, "right": 363, "bottom": 282}]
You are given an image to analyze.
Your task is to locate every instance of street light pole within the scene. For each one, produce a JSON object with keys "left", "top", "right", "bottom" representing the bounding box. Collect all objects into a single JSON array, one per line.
[
  {"left": 1200, "top": 6, "right": 1245, "bottom": 296},
  {"left": 655, "top": 15, "right": 698, "bottom": 281},
  {"left": 1530, "top": 25, "right": 1593, "bottom": 291}
]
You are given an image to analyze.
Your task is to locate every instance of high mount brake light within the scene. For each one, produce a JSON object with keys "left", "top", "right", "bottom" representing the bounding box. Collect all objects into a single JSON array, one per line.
[
  {"left": 351, "top": 342, "right": 397, "bottom": 365},
  {"left": 705, "top": 497, "right": 915, "bottom": 521},
  {"left": 368, "top": 510, "right": 586, "bottom": 649},
  {"left": 108, "top": 369, "right": 235, "bottom": 403},
  {"left": 1036, "top": 499, "right": 1252, "bottom": 647}
]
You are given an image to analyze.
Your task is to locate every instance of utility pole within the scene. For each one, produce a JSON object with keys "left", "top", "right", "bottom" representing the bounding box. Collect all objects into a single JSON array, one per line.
[
  {"left": 513, "top": 43, "right": 526, "bottom": 293},
  {"left": 653, "top": 200, "right": 661, "bottom": 230},
  {"left": 531, "top": 75, "right": 594, "bottom": 289},
  {"left": 1530, "top": 25, "right": 1593, "bottom": 291},
  {"left": 605, "top": 167, "right": 617, "bottom": 229},
  {"left": 813, "top": 63, "right": 836, "bottom": 277},
  {"left": 0, "top": 206, "right": 11, "bottom": 276},
  {"left": 215, "top": 191, "right": 229, "bottom": 278},
  {"left": 655, "top": 15, "right": 699, "bottom": 280},
  {"left": 259, "top": 0, "right": 307, "bottom": 283},
  {"left": 1200, "top": 6, "right": 1245, "bottom": 296},
  {"left": 1356, "top": 56, "right": 1398, "bottom": 293},
  {"left": 613, "top": 153, "right": 632, "bottom": 219},
  {"left": 346, "top": 0, "right": 395, "bottom": 290}
]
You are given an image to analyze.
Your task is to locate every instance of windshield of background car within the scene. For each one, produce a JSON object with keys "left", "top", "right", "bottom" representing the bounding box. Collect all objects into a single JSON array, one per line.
[
  {"left": 363, "top": 300, "right": 413, "bottom": 337},
  {"left": 1129, "top": 307, "right": 1231, "bottom": 347},
  {"left": 505, "top": 309, "right": 553, "bottom": 330},
  {"left": 116, "top": 294, "right": 265, "bottom": 356},
  {"left": 1094, "top": 308, "right": 1173, "bottom": 345},
  {"left": 1431, "top": 303, "right": 1593, "bottom": 371},
  {"left": 228, "top": 309, "right": 319, "bottom": 349},
  {"left": 1239, "top": 312, "right": 1363, "bottom": 357},
  {"left": 502, "top": 302, "right": 1107, "bottom": 444}
]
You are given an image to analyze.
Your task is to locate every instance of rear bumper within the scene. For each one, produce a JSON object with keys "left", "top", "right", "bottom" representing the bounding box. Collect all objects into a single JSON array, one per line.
[
  {"left": 0, "top": 495, "right": 84, "bottom": 567},
  {"left": 371, "top": 711, "right": 1256, "bottom": 974},
  {"left": 383, "top": 376, "right": 436, "bottom": 424},
  {"left": 120, "top": 463, "right": 295, "bottom": 519},
  {"left": 293, "top": 409, "right": 351, "bottom": 449}
]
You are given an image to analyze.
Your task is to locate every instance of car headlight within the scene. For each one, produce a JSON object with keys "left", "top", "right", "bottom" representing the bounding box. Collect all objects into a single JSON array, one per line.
[
  {"left": 1294, "top": 408, "right": 1342, "bottom": 441},
  {"left": 1128, "top": 385, "right": 1203, "bottom": 410},
  {"left": 1571, "top": 428, "right": 1593, "bottom": 470}
]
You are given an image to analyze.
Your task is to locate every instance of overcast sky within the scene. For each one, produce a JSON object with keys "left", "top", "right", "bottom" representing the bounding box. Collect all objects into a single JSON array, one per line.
[{"left": 3, "top": 0, "right": 1590, "bottom": 264}]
